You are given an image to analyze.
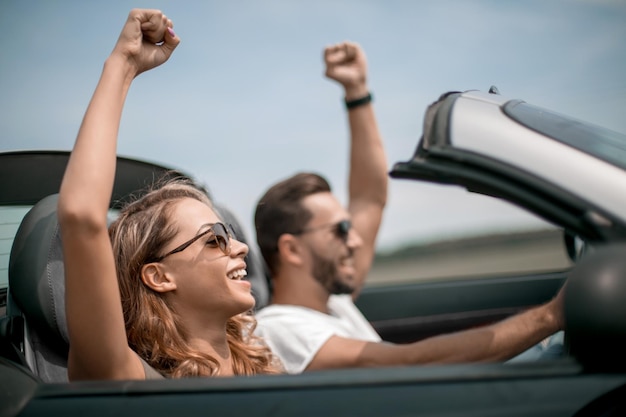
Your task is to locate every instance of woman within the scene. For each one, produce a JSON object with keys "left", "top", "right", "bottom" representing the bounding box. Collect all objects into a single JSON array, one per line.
[{"left": 58, "top": 9, "right": 279, "bottom": 379}]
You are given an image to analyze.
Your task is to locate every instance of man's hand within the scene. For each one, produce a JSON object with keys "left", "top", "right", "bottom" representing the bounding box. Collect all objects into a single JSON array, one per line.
[
  {"left": 324, "top": 41, "right": 368, "bottom": 100},
  {"left": 111, "top": 9, "right": 180, "bottom": 77}
]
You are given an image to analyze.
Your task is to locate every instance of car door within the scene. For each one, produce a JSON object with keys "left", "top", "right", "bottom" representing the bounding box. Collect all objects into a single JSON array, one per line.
[
  {"left": 357, "top": 188, "right": 569, "bottom": 344},
  {"left": 356, "top": 90, "right": 626, "bottom": 345}
]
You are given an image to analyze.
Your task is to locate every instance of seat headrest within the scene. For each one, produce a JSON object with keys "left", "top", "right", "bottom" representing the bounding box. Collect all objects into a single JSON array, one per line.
[{"left": 8, "top": 194, "right": 68, "bottom": 350}]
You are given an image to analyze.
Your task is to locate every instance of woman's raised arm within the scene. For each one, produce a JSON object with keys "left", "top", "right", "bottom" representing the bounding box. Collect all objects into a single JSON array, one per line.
[{"left": 57, "top": 9, "right": 179, "bottom": 380}]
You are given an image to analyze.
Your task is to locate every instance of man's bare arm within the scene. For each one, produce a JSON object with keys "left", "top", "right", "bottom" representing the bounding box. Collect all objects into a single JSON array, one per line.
[
  {"left": 307, "top": 291, "right": 564, "bottom": 370},
  {"left": 324, "top": 42, "right": 388, "bottom": 296}
]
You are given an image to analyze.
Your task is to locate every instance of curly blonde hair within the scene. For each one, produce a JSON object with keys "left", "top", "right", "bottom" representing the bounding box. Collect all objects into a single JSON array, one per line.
[{"left": 108, "top": 177, "right": 281, "bottom": 377}]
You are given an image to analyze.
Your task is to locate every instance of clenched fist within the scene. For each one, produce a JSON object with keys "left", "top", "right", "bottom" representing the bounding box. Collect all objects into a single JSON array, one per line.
[{"left": 324, "top": 41, "right": 368, "bottom": 100}]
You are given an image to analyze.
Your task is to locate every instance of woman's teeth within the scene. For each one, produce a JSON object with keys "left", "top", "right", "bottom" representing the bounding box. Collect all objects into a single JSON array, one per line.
[{"left": 227, "top": 269, "right": 247, "bottom": 280}]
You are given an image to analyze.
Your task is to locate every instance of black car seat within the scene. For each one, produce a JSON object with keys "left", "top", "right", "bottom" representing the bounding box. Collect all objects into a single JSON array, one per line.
[
  {"left": 7, "top": 194, "right": 68, "bottom": 382},
  {"left": 6, "top": 193, "right": 270, "bottom": 383}
]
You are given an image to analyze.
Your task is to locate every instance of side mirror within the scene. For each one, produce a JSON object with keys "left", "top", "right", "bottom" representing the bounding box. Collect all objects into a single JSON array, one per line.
[
  {"left": 564, "top": 243, "right": 626, "bottom": 371},
  {"left": 563, "top": 231, "right": 586, "bottom": 262}
]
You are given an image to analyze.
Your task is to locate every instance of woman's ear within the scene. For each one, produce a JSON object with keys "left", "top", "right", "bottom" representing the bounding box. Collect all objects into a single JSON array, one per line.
[
  {"left": 141, "top": 263, "right": 177, "bottom": 293},
  {"left": 277, "top": 234, "right": 304, "bottom": 267}
]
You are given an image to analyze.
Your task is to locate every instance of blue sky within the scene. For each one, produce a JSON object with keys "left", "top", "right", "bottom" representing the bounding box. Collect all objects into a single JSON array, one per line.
[{"left": 1, "top": 0, "right": 625, "bottom": 251}]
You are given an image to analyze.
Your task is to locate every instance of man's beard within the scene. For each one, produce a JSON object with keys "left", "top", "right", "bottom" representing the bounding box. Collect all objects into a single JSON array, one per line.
[{"left": 310, "top": 247, "right": 355, "bottom": 295}]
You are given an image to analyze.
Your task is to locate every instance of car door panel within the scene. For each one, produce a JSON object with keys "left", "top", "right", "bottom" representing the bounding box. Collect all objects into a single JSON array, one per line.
[{"left": 357, "top": 272, "right": 567, "bottom": 343}]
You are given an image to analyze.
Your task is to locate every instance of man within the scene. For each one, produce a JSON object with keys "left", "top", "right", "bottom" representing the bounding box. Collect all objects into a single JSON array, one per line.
[{"left": 253, "top": 41, "right": 564, "bottom": 374}]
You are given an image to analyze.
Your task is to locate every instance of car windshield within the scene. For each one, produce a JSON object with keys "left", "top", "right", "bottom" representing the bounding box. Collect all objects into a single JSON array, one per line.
[{"left": 504, "top": 101, "right": 626, "bottom": 170}]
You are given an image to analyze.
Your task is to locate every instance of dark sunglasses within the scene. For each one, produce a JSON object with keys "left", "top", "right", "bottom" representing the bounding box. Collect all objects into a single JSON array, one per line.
[
  {"left": 294, "top": 220, "right": 351, "bottom": 242},
  {"left": 152, "top": 222, "right": 235, "bottom": 262}
]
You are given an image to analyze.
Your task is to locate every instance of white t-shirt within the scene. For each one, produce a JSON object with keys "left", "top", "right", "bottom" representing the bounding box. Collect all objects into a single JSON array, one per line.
[{"left": 254, "top": 294, "right": 381, "bottom": 374}]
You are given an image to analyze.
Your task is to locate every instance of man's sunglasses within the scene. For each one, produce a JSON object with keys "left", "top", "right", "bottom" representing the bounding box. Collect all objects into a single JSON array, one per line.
[
  {"left": 293, "top": 220, "right": 351, "bottom": 242},
  {"left": 152, "top": 222, "right": 235, "bottom": 262}
]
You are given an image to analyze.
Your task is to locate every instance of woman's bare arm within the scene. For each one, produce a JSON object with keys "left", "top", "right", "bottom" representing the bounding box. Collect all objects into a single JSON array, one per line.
[{"left": 58, "top": 9, "right": 179, "bottom": 380}]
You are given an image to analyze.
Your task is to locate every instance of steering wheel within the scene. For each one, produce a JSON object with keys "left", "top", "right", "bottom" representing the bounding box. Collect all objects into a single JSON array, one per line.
[{"left": 563, "top": 244, "right": 626, "bottom": 371}]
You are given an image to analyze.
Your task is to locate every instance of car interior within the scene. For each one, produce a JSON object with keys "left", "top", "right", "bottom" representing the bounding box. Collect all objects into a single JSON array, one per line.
[
  {"left": 4, "top": 184, "right": 626, "bottom": 377},
  {"left": 3, "top": 186, "right": 626, "bottom": 417},
  {"left": 2, "top": 149, "right": 626, "bottom": 417}
]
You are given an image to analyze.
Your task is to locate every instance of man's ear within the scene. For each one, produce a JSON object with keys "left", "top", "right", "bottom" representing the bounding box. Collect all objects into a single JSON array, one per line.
[
  {"left": 140, "top": 263, "right": 177, "bottom": 293},
  {"left": 277, "top": 234, "right": 304, "bottom": 267}
]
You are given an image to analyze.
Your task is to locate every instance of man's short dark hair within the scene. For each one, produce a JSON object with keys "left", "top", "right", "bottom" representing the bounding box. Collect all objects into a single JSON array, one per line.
[{"left": 254, "top": 172, "right": 331, "bottom": 276}]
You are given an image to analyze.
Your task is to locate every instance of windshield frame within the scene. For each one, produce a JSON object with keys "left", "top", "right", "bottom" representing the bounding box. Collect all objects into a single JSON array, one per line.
[{"left": 503, "top": 100, "right": 626, "bottom": 171}]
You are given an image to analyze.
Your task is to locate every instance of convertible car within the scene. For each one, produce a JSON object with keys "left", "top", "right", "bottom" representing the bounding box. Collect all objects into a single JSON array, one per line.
[{"left": 2, "top": 88, "right": 626, "bottom": 416}]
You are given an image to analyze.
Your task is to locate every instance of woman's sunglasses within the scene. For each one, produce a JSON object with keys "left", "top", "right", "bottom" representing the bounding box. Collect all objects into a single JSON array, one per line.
[
  {"left": 152, "top": 222, "right": 235, "bottom": 262},
  {"left": 294, "top": 220, "right": 351, "bottom": 242}
]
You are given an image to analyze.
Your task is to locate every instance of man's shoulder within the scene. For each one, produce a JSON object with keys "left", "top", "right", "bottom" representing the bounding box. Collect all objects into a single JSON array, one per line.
[
  {"left": 327, "top": 294, "right": 360, "bottom": 313},
  {"left": 328, "top": 294, "right": 354, "bottom": 306},
  {"left": 257, "top": 295, "right": 353, "bottom": 318},
  {"left": 255, "top": 303, "right": 291, "bottom": 319},
  {"left": 256, "top": 303, "right": 320, "bottom": 321},
  {"left": 254, "top": 303, "right": 339, "bottom": 342}
]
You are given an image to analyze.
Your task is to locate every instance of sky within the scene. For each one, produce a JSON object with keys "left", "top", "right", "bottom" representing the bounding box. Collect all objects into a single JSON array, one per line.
[{"left": 1, "top": 0, "right": 625, "bottom": 253}]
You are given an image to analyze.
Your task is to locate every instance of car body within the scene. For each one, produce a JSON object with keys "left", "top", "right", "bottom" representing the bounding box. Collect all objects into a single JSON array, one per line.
[{"left": 2, "top": 89, "right": 626, "bottom": 416}]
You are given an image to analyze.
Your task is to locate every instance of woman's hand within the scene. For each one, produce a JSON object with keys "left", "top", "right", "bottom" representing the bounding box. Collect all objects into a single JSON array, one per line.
[{"left": 111, "top": 9, "right": 180, "bottom": 77}]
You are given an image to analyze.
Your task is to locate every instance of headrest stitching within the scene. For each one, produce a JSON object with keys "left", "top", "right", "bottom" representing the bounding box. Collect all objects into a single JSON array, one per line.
[{"left": 45, "top": 222, "right": 60, "bottom": 333}]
